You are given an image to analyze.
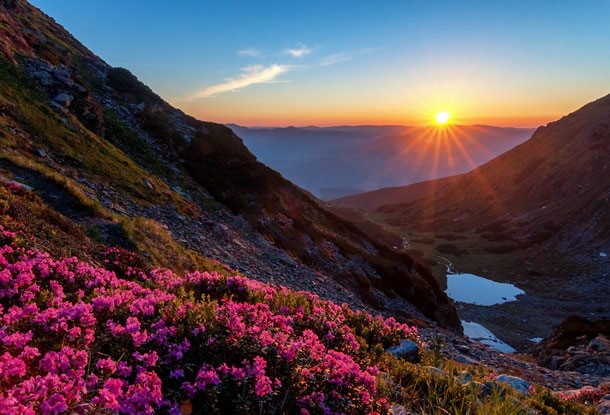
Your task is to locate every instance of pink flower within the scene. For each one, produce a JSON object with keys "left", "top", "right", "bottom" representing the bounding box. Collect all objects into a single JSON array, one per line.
[
  {"left": 96, "top": 357, "right": 117, "bottom": 374},
  {"left": 40, "top": 394, "right": 67, "bottom": 415}
]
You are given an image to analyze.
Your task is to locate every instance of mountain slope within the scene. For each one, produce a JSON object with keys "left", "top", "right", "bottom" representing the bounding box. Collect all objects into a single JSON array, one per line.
[
  {"left": 234, "top": 124, "right": 533, "bottom": 199},
  {"left": 0, "top": 0, "right": 459, "bottom": 329},
  {"left": 331, "top": 95, "right": 610, "bottom": 349},
  {"left": 352, "top": 94, "right": 610, "bottom": 252}
]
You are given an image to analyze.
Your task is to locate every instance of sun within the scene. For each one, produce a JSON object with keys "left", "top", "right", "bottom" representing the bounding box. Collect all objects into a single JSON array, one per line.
[{"left": 435, "top": 111, "right": 450, "bottom": 125}]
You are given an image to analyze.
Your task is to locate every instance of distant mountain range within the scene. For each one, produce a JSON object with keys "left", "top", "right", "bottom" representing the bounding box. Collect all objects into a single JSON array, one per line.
[{"left": 230, "top": 124, "right": 534, "bottom": 199}]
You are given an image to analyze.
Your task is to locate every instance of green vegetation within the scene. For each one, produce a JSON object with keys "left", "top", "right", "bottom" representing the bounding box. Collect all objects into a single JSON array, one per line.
[
  {"left": 120, "top": 216, "right": 227, "bottom": 274},
  {"left": 0, "top": 56, "right": 193, "bottom": 214},
  {"left": 378, "top": 355, "right": 599, "bottom": 415}
]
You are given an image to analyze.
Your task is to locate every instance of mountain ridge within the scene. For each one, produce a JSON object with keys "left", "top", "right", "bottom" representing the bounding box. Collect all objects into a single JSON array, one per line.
[{"left": 0, "top": 0, "right": 460, "bottom": 329}]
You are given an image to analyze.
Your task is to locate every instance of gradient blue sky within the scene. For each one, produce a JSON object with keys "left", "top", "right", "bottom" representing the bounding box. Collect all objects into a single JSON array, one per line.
[{"left": 31, "top": 0, "right": 610, "bottom": 127}]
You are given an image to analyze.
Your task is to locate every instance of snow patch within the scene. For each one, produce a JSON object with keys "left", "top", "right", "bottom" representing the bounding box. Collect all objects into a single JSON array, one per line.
[{"left": 462, "top": 321, "right": 516, "bottom": 353}]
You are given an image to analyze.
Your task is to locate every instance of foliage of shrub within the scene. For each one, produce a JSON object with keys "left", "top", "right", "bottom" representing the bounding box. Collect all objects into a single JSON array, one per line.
[{"left": 0, "top": 218, "right": 417, "bottom": 414}]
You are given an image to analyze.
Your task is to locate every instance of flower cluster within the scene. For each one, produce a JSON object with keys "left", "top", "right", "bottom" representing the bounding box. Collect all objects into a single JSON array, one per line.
[
  {"left": 557, "top": 384, "right": 610, "bottom": 404},
  {"left": 0, "top": 223, "right": 418, "bottom": 414}
]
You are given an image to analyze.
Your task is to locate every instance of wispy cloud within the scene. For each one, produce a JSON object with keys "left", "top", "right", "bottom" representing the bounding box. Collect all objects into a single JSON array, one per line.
[
  {"left": 238, "top": 48, "right": 261, "bottom": 58},
  {"left": 318, "top": 47, "right": 381, "bottom": 67},
  {"left": 174, "top": 46, "right": 379, "bottom": 101},
  {"left": 319, "top": 52, "right": 352, "bottom": 67},
  {"left": 183, "top": 64, "right": 290, "bottom": 100},
  {"left": 284, "top": 45, "right": 312, "bottom": 58}
]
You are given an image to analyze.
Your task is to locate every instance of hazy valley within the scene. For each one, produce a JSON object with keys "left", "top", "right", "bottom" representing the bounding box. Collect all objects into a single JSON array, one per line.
[{"left": 234, "top": 124, "right": 533, "bottom": 199}]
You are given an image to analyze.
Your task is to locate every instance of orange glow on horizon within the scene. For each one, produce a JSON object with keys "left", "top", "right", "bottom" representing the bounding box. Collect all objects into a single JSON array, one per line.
[
  {"left": 181, "top": 106, "right": 557, "bottom": 129},
  {"left": 172, "top": 94, "right": 578, "bottom": 129}
]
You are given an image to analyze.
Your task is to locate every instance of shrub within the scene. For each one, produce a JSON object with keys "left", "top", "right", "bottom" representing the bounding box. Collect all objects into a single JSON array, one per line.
[{"left": 0, "top": 224, "right": 417, "bottom": 414}]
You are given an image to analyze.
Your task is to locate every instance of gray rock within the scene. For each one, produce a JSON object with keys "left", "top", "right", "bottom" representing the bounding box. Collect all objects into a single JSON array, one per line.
[
  {"left": 390, "top": 404, "right": 408, "bottom": 415},
  {"left": 425, "top": 366, "right": 445, "bottom": 376},
  {"left": 52, "top": 93, "right": 73, "bottom": 107},
  {"left": 496, "top": 375, "right": 531, "bottom": 394},
  {"left": 599, "top": 395, "right": 610, "bottom": 415},
  {"left": 32, "top": 70, "right": 53, "bottom": 85},
  {"left": 386, "top": 339, "right": 419, "bottom": 362},
  {"left": 454, "top": 354, "right": 478, "bottom": 365},
  {"left": 478, "top": 381, "right": 507, "bottom": 398},
  {"left": 143, "top": 177, "right": 154, "bottom": 189},
  {"left": 52, "top": 67, "right": 73, "bottom": 86},
  {"left": 456, "top": 371, "right": 473, "bottom": 384},
  {"left": 588, "top": 336, "right": 610, "bottom": 353}
]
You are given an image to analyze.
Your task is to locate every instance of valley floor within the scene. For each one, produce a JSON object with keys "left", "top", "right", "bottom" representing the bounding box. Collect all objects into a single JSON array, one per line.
[{"left": 352, "top": 213, "right": 610, "bottom": 351}]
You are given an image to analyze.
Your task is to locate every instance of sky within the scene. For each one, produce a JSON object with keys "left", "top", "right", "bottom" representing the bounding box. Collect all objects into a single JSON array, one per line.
[{"left": 31, "top": 0, "right": 610, "bottom": 127}]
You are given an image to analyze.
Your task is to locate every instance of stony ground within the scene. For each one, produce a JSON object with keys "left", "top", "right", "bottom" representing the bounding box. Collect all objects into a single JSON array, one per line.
[{"left": 421, "top": 326, "right": 609, "bottom": 392}]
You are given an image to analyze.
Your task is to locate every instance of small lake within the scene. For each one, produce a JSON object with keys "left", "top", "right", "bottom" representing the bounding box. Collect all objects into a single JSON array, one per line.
[
  {"left": 436, "top": 257, "right": 524, "bottom": 353},
  {"left": 462, "top": 321, "right": 516, "bottom": 353},
  {"left": 446, "top": 273, "right": 524, "bottom": 306}
]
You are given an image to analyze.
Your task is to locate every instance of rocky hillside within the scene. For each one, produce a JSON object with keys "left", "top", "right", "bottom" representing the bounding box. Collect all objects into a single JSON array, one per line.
[{"left": 0, "top": 0, "right": 461, "bottom": 329}]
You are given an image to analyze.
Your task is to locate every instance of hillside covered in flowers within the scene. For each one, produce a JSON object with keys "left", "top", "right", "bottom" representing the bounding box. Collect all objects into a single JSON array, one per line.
[
  {"left": 0, "top": 182, "right": 604, "bottom": 414},
  {"left": 0, "top": 227, "right": 411, "bottom": 414}
]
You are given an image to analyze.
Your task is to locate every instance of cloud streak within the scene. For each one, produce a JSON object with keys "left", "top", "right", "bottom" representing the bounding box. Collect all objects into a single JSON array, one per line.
[
  {"left": 238, "top": 48, "right": 261, "bottom": 58},
  {"left": 184, "top": 64, "right": 290, "bottom": 100},
  {"left": 175, "top": 46, "right": 379, "bottom": 100},
  {"left": 284, "top": 45, "right": 312, "bottom": 58}
]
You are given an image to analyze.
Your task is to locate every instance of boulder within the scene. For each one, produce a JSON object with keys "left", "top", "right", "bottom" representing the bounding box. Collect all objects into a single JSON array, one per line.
[
  {"left": 51, "top": 67, "right": 74, "bottom": 86},
  {"left": 389, "top": 404, "right": 408, "bottom": 415},
  {"left": 52, "top": 93, "right": 73, "bottom": 107},
  {"left": 143, "top": 177, "right": 155, "bottom": 189},
  {"left": 495, "top": 375, "right": 530, "bottom": 394},
  {"left": 588, "top": 336, "right": 610, "bottom": 353},
  {"left": 456, "top": 371, "right": 472, "bottom": 384},
  {"left": 386, "top": 339, "right": 419, "bottom": 362},
  {"left": 477, "top": 381, "right": 506, "bottom": 398},
  {"left": 454, "top": 354, "right": 478, "bottom": 365}
]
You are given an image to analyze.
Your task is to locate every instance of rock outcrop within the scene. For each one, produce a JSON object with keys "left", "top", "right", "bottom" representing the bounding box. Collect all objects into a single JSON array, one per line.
[{"left": 532, "top": 316, "right": 610, "bottom": 376}]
